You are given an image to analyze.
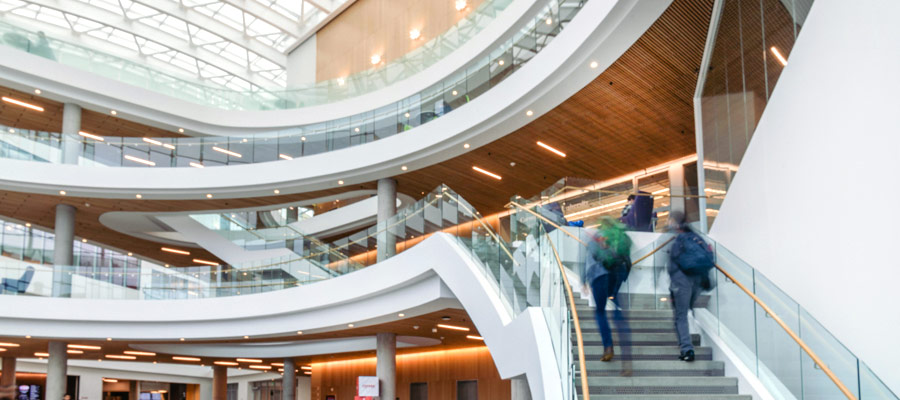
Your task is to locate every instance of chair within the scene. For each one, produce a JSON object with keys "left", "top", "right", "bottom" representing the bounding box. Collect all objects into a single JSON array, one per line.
[{"left": 0, "top": 266, "right": 35, "bottom": 294}]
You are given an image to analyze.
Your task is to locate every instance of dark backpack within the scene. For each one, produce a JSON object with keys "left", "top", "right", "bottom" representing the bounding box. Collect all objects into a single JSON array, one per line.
[{"left": 673, "top": 232, "right": 715, "bottom": 275}]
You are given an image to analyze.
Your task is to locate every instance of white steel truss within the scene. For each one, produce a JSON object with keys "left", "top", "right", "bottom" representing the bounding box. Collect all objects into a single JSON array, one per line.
[{"left": 0, "top": 0, "right": 353, "bottom": 90}]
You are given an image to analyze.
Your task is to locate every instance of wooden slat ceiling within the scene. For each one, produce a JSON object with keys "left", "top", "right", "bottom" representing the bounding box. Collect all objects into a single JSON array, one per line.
[
  {"left": 0, "top": 86, "right": 186, "bottom": 138},
  {"left": 0, "top": 0, "right": 712, "bottom": 263},
  {"left": 0, "top": 308, "right": 480, "bottom": 365}
]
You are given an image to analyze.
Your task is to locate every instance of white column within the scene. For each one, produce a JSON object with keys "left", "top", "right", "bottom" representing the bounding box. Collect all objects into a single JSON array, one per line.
[
  {"left": 282, "top": 359, "right": 295, "bottom": 400},
  {"left": 296, "top": 376, "right": 310, "bottom": 400},
  {"left": 46, "top": 341, "right": 68, "bottom": 400},
  {"left": 510, "top": 376, "right": 532, "bottom": 400},
  {"left": 62, "top": 103, "right": 82, "bottom": 165},
  {"left": 376, "top": 178, "right": 397, "bottom": 262},
  {"left": 78, "top": 372, "right": 103, "bottom": 400},
  {"left": 375, "top": 333, "right": 396, "bottom": 400},
  {"left": 668, "top": 163, "right": 687, "bottom": 217},
  {"left": 52, "top": 204, "right": 76, "bottom": 297},
  {"left": 199, "top": 380, "right": 213, "bottom": 400}
]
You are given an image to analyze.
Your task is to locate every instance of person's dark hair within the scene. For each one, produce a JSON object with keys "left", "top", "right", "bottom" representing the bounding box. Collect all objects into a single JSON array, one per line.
[
  {"left": 668, "top": 210, "right": 688, "bottom": 231},
  {"left": 627, "top": 194, "right": 636, "bottom": 201}
]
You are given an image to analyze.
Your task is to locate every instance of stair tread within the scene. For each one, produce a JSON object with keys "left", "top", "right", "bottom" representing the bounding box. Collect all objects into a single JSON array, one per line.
[
  {"left": 585, "top": 396, "right": 751, "bottom": 400},
  {"left": 583, "top": 376, "right": 737, "bottom": 386}
]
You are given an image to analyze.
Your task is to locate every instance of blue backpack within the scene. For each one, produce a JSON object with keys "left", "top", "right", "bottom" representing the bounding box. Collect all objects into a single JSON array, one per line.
[{"left": 673, "top": 232, "right": 715, "bottom": 275}]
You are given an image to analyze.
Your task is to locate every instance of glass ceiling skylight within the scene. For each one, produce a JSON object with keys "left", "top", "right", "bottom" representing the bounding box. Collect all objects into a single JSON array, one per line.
[{"left": 0, "top": 0, "right": 351, "bottom": 90}]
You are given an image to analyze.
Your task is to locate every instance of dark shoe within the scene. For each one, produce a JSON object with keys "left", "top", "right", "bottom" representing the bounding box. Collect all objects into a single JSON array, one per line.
[
  {"left": 679, "top": 350, "right": 695, "bottom": 362},
  {"left": 601, "top": 346, "right": 615, "bottom": 362}
]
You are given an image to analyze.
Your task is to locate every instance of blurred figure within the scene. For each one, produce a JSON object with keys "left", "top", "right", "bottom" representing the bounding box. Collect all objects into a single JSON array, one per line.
[
  {"left": 667, "top": 211, "right": 715, "bottom": 362},
  {"left": 582, "top": 217, "right": 632, "bottom": 363},
  {"left": 620, "top": 192, "right": 655, "bottom": 231}
]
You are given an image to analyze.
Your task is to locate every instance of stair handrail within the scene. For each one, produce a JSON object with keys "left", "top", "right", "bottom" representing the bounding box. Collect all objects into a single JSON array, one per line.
[{"left": 510, "top": 200, "right": 859, "bottom": 400}]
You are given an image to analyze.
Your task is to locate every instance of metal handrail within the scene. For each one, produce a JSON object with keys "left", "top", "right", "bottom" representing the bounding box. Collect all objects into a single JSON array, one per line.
[{"left": 508, "top": 200, "right": 858, "bottom": 400}]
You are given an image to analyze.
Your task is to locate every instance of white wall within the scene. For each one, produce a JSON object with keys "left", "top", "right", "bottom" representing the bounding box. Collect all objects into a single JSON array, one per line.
[
  {"left": 708, "top": 0, "right": 900, "bottom": 394},
  {"left": 286, "top": 36, "right": 317, "bottom": 88}
]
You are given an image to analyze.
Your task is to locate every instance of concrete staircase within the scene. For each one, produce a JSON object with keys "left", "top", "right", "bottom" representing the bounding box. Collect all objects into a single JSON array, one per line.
[{"left": 572, "top": 297, "right": 751, "bottom": 399}]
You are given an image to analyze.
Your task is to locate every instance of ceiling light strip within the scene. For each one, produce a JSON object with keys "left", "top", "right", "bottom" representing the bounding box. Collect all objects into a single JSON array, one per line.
[
  {"left": 161, "top": 247, "right": 190, "bottom": 255},
  {"left": 172, "top": 356, "right": 201, "bottom": 362},
  {"left": 212, "top": 147, "right": 242, "bottom": 158},
  {"left": 536, "top": 141, "right": 566, "bottom": 157},
  {"left": 124, "top": 155, "right": 156, "bottom": 166},
  {"left": 192, "top": 259, "right": 219, "bottom": 266},
  {"left": 472, "top": 166, "right": 502, "bottom": 180},
  {"left": 142, "top": 138, "right": 162, "bottom": 146},
  {"left": 2, "top": 97, "right": 44, "bottom": 112},
  {"left": 436, "top": 323, "right": 470, "bottom": 332},
  {"left": 78, "top": 131, "right": 105, "bottom": 142}
]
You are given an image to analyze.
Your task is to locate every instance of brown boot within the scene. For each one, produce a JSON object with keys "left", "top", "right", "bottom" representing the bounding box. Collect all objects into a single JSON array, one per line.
[{"left": 601, "top": 346, "right": 614, "bottom": 362}]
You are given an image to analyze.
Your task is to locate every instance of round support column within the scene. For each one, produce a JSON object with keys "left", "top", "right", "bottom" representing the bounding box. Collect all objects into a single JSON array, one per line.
[
  {"left": 52, "top": 204, "right": 76, "bottom": 297},
  {"left": 46, "top": 341, "right": 68, "bottom": 400},
  {"left": 376, "top": 333, "right": 396, "bottom": 400},
  {"left": 62, "top": 103, "right": 82, "bottom": 165},
  {"left": 376, "top": 178, "right": 397, "bottom": 262},
  {"left": 282, "top": 358, "right": 295, "bottom": 400}
]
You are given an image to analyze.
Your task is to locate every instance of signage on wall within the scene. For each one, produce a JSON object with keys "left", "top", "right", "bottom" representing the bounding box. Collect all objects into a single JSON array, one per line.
[{"left": 356, "top": 376, "right": 379, "bottom": 397}]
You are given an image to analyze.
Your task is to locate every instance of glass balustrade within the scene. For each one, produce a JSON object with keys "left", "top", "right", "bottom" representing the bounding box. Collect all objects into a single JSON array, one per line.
[
  {"left": 0, "top": 0, "right": 514, "bottom": 111},
  {"left": 0, "top": 0, "right": 586, "bottom": 168}
]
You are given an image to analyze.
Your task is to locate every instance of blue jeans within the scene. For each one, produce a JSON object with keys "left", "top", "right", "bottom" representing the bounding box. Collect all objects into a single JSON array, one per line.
[{"left": 590, "top": 272, "right": 631, "bottom": 350}]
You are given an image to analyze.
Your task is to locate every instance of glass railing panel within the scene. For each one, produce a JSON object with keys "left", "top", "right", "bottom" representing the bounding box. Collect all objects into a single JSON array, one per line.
[
  {"left": 710, "top": 241, "right": 760, "bottom": 373},
  {"left": 753, "top": 271, "right": 804, "bottom": 398},
  {"left": 798, "top": 307, "right": 861, "bottom": 399}
]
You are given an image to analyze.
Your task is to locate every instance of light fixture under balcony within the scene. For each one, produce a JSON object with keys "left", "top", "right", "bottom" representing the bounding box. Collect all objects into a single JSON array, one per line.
[
  {"left": 189, "top": 162, "right": 204, "bottom": 168},
  {"left": 123, "top": 351, "right": 156, "bottom": 356},
  {"left": 68, "top": 344, "right": 102, "bottom": 350},
  {"left": 212, "top": 146, "right": 242, "bottom": 158},
  {"left": 409, "top": 28, "right": 421, "bottom": 40},
  {"left": 78, "top": 131, "right": 105, "bottom": 142},
  {"left": 214, "top": 361, "right": 239, "bottom": 366},
  {"left": 172, "top": 356, "right": 201, "bottom": 362},
  {"left": 2, "top": 97, "right": 44, "bottom": 112},
  {"left": 105, "top": 355, "right": 136, "bottom": 360},
  {"left": 279, "top": 154, "right": 293, "bottom": 160},
  {"left": 124, "top": 155, "right": 156, "bottom": 166},
  {"left": 437, "top": 323, "right": 470, "bottom": 332},
  {"left": 770, "top": 46, "right": 788, "bottom": 66},
  {"left": 237, "top": 358, "right": 262, "bottom": 363},
  {"left": 472, "top": 166, "right": 501, "bottom": 180},
  {"left": 142, "top": 137, "right": 162, "bottom": 146},
  {"left": 536, "top": 141, "right": 566, "bottom": 157},
  {"left": 193, "top": 259, "right": 219, "bottom": 266},
  {"left": 466, "top": 335, "right": 484, "bottom": 340},
  {"left": 34, "top": 89, "right": 41, "bottom": 95},
  {"left": 161, "top": 247, "right": 190, "bottom": 255}
]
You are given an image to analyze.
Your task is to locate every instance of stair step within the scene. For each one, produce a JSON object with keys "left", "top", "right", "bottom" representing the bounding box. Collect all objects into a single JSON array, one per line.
[
  {"left": 577, "top": 377, "right": 739, "bottom": 395},
  {"left": 579, "top": 360, "right": 725, "bottom": 377},
  {"left": 585, "top": 395, "right": 751, "bottom": 400},
  {"left": 576, "top": 309, "right": 674, "bottom": 320},
  {"left": 575, "top": 346, "right": 713, "bottom": 361},
  {"left": 578, "top": 319, "right": 675, "bottom": 331},
  {"left": 577, "top": 333, "right": 701, "bottom": 346}
]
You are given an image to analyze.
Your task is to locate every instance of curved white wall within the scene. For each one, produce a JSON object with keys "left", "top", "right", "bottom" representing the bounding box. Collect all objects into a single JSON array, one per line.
[
  {"left": 0, "top": 0, "right": 670, "bottom": 200},
  {"left": 708, "top": 0, "right": 900, "bottom": 394}
]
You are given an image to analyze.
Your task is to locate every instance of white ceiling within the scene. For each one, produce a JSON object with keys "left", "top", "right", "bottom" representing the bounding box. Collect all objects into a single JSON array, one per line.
[{"left": 0, "top": 0, "right": 352, "bottom": 90}]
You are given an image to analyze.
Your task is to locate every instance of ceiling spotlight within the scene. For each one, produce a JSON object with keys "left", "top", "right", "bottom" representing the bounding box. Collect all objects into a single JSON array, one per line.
[
  {"left": 590, "top": 61, "right": 598, "bottom": 69},
  {"left": 82, "top": 238, "right": 87, "bottom": 243},
  {"left": 34, "top": 89, "right": 41, "bottom": 95},
  {"left": 127, "top": 252, "right": 132, "bottom": 256},
  {"left": 451, "top": 90, "right": 458, "bottom": 96},
  {"left": 545, "top": 17, "right": 552, "bottom": 25},
  {"left": 354, "top": 127, "right": 360, "bottom": 133},
  {"left": 178, "top": 128, "right": 185, "bottom": 133},
  {"left": 337, "top": 180, "right": 344, "bottom": 185},
  {"left": 273, "top": 189, "right": 280, "bottom": 194},
  {"left": 463, "top": 143, "right": 470, "bottom": 149},
  {"left": 409, "top": 28, "right": 421, "bottom": 40},
  {"left": 498, "top": 59, "right": 504, "bottom": 66},
  {"left": 526, "top": 110, "right": 534, "bottom": 116},
  {"left": 370, "top": 54, "right": 381, "bottom": 65},
  {"left": 398, "top": 313, "right": 405, "bottom": 317},
  {"left": 300, "top": 136, "right": 306, "bottom": 141},
  {"left": 110, "top": 110, "right": 117, "bottom": 115},
  {"left": 348, "top": 324, "right": 354, "bottom": 328},
  {"left": 206, "top": 193, "right": 213, "bottom": 198},
  {"left": 59, "top": 190, "right": 66, "bottom": 196},
  {"left": 455, "top": 0, "right": 467, "bottom": 11},
  {"left": 243, "top": 336, "right": 250, "bottom": 339},
  {"left": 404, "top": 112, "right": 410, "bottom": 118},
  {"left": 296, "top": 331, "right": 303, "bottom": 335},
  {"left": 135, "top": 194, "right": 142, "bottom": 199}
]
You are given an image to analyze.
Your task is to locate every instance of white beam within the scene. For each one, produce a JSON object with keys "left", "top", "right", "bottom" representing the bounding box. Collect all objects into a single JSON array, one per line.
[
  {"left": 220, "top": 0, "right": 303, "bottom": 35},
  {"left": 129, "top": 0, "right": 287, "bottom": 66},
  {"left": 23, "top": 0, "right": 275, "bottom": 88}
]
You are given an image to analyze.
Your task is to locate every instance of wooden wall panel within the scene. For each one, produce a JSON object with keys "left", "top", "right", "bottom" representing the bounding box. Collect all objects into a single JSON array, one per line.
[
  {"left": 310, "top": 347, "right": 510, "bottom": 400},
  {"left": 315, "top": 0, "right": 485, "bottom": 82}
]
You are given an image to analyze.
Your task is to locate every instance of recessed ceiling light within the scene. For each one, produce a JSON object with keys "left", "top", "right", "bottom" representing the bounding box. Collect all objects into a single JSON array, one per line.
[
  {"left": 142, "top": 137, "right": 162, "bottom": 146},
  {"left": 135, "top": 194, "right": 142, "bottom": 199},
  {"left": 67, "top": 350, "right": 83, "bottom": 354},
  {"left": 273, "top": 189, "right": 280, "bottom": 194},
  {"left": 237, "top": 358, "right": 262, "bottom": 363},
  {"left": 172, "top": 356, "right": 201, "bottom": 362},
  {"left": 249, "top": 365, "right": 272, "bottom": 370},
  {"left": 296, "top": 331, "right": 303, "bottom": 335},
  {"left": 348, "top": 324, "right": 354, "bottom": 328},
  {"left": 68, "top": 344, "right": 102, "bottom": 350},
  {"left": 466, "top": 335, "right": 484, "bottom": 340},
  {"left": 106, "top": 355, "right": 136, "bottom": 360},
  {"left": 338, "top": 180, "right": 344, "bottom": 185},
  {"left": 409, "top": 28, "right": 421, "bottom": 40},
  {"left": 214, "top": 361, "right": 239, "bottom": 366},
  {"left": 536, "top": 141, "right": 567, "bottom": 157},
  {"left": 451, "top": 90, "right": 458, "bottom": 96},
  {"left": 279, "top": 154, "right": 293, "bottom": 160},
  {"left": 398, "top": 313, "right": 405, "bottom": 317},
  {"left": 82, "top": 238, "right": 87, "bottom": 243},
  {"left": 472, "top": 166, "right": 502, "bottom": 180},
  {"left": 2, "top": 97, "right": 44, "bottom": 112},
  {"left": 7, "top": 128, "right": 13, "bottom": 133},
  {"left": 300, "top": 136, "right": 306, "bottom": 142},
  {"left": 25, "top": 223, "right": 31, "bottom": 227},
  {"left": 404, "top": 112, "right": 410, "bottom": 118},
  {"left": 127, "top": 252, "right": 132, "bottom": 256},
  {"left": 463, "top": 143, "right": 470, "bottom": 149},
  {"left": 212, "top": 146, "right": 242, "bottom": 158},
  {"left": 179, "top": 337, "right": 184, "bottom": 341},
  {"left": 78, "top": 131, "right": 104, "bottom": 142},
  {"left": 545, "top": 17, "right": 552, "bottom": 24},
  {"left": 370, "top": 54, "right": 381, "bottom": 65},
  {"left": 178, "top": 128, "right": 185, "bottom": 133},
  {"left": 206, "top": 193, "right": 213, "bottom": 198},
  {"left": 401, "top": 166, "right": 408, "bottom": 171},
  {"left": 337, "top": 77, "right": 345, "bottom": 86},
  {"left": 124, "top": 155, "right": 156, "bottom": 166},
  {"left": 34, "top": 89, "right": 41, "bottom": 95},
  {"left": 498, "top": 59, "right": 504, "bottom": 66},
  {"left": 161, "top": 247, "right": 190, "bottom": 255},
  {"left": 243, "top": 336, "right": 250, "bottom": 339},
  {"left": 526, "top": 110, "right": 534, "bottom": 117},
  {"left": 110, "top": 110, "right": 117, "bottom": 115},
  {"left": 102, "top": 379, "right": 118, "bottom": 383},
  {"left": 590, "top": 61, "right": 598, "bottom": 69},
  {"left": 770, "top": 46, "right": 788, "bottom": 66},
  {"left": 123, "top": 351, "right": 156, "bottom": 356},
  {"left": 193, "top": 259, "right": 219, "bottom": 266},
  {"left": 190, "top": 162, "right": 204, "bottom": 168},
  {"left": 455, "top": 0, "right": 467, "bottom": 11}
]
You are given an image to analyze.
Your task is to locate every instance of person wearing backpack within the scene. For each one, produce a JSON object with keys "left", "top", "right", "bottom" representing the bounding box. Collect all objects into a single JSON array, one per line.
[
  {"left": 666, "top": 211, "right": 715, "bottom": 362},
  {"left": 582, "top": 217, "right": 633, "bottom": 363}
]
